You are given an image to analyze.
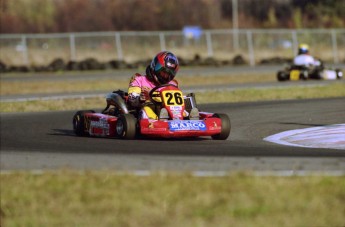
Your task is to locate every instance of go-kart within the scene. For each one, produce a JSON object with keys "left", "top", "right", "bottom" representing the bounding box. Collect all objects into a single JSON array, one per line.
[
  {"left": 72, "top": 84, "right": 231, "bottom": 140},
  {"left": 276, "top": 63, "right": 343, "bottom": 81}
]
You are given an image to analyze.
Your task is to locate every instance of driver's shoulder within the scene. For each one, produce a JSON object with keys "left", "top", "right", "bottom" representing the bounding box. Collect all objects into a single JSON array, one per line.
[
  {"left": 131, "top": 72, "right": 144, "bottom": 79},
  {"left": 129, "top": 73, "right": 147, "bottom": 83},
  {"left": 169, "top": 79, "right": 179, "bottom": 86}
]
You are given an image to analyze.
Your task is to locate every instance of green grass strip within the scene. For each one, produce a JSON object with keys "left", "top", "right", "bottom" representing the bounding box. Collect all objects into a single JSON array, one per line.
[
  {"left": 1, "top": 83, "right": 344, "bottom": 113},
  {"left": 1, "top": 171, "right": 345, "bottom": 227}
]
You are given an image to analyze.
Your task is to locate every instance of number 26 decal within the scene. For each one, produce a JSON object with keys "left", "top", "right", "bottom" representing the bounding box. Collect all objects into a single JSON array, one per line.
[{"left": 163, "top": 91, "right": 184, "bottom": 106}]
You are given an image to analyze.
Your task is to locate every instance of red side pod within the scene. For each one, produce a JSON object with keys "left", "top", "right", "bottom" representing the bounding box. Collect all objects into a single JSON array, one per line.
[
  {"left": 107, "top": 117, "right": 118, "bottom": 137},
  {"left": 85, "top": 113, "right": 118, "bottom": 137}
]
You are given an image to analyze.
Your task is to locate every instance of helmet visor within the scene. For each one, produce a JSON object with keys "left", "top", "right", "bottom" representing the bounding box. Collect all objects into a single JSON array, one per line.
[
  {"left": 153, "top": 60, "right": 176, "bottom": 84},
  {"left": 156, "top": 68, "right": 175, "bottom": 84}
]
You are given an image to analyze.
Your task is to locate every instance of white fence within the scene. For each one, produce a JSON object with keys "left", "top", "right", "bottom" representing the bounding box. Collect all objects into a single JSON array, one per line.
[{"left": 1, "top": 29, "right": 344, "bottom": 66}]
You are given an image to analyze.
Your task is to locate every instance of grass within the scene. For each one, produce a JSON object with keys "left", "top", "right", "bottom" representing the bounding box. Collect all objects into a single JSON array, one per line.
[
  {"left": 0, "top": 73, "right": 275, "bottom": 95},
  {"left": 1, "top": 171, "right": 345, "bottom": 227},
  {"left": 1, "top": 82, "right": 344, "bottom": 112},
  {"left": 197, "top": 83, "right": 345, "bottom": 103},
  {"left": 0, "top": 78, "right": 129, "bottom": 95}
]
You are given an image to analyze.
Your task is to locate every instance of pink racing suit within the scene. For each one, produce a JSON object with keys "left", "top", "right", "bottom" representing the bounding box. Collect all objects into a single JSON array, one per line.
[{"left": 127, "top": 73, "right": 178, "bottom": 119}]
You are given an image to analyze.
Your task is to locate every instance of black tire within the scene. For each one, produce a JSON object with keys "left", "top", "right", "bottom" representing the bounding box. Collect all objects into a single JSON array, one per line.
[
  {"left": 277, "top": 71, "right": 288, "bottom": 81},
  {"left": 211, "top": 113, "right": 231, "bottom": 140},
  {"left": 116, "top": 114, "right": 137, "bottom": 139},
  {"left": 73, "top": 110, "right": 95, "bottom": 136},
  {"left": 336, "top": 69, "right": 343, "bottom": 79},
  {"left": 300, "top": 70, "right": 309, "bottom": 80}
]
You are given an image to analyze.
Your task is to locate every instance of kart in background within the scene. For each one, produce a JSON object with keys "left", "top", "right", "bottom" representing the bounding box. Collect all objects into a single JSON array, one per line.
[
  {"left": 72, "top": 84, "right": 231, "bottom": 140},
  {"left": 276, "top": 62, "right": 343, "bottom": 81}
]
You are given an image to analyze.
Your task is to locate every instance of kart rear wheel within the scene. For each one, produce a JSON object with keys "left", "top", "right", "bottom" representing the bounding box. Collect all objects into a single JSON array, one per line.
[
  {"left": 116, "top": 114, "right": 137, "bottom": 140},
  {"left": 336, "top": 69, "right": 343, "bottom": 79},
  {"left": 211, "top": 113, "right": 231, "bottom": 140},
  {"left": 73, "top": 110, "right": 95, "bottom": 136},
  {"left": 300, "top": 70, "right": 309, "bottom": 80}
]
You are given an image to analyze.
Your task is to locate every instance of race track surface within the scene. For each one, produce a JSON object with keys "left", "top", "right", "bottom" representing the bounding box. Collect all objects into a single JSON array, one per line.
[{"left": 1, "top": 98, "right": 345, "bottom": 174}]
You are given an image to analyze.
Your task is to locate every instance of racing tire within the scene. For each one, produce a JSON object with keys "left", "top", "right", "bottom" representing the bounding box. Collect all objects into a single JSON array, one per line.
[
  {"left": 277, "top": 71, "right": 288, "bottom": 81},
  {"left": 211, "top": 113, "right": 231, "bottom": 140},
  {"left": 336, "top": 69, "right": 343, "bottom": 79},
  {"left": 300, "top": 70, "right": 309, "bottom": 80},
  {"left": 116, "top": 114, "right": 137, "bottom": 140},
  {"left": 73, "top": 110, "right": 95, "bottom": 136}
]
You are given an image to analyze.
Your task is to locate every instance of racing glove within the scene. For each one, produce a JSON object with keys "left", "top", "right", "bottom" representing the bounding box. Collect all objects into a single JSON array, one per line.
[
  {"left": 140, "top": 90, "right": 149, "bottom": 102},
  {"left": 128, "top": 92, "right": 141, "bottom": 107}
]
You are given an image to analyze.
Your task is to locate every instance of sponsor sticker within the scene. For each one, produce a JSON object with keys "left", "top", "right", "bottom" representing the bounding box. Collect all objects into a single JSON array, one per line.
[
  {"left": 168, "top": 120, "right": 206, "bottom": 131},
  {"left": 170, "top": 106, "right": 182, "bottom": 111},
  {"left": 89, "top": 118, "right": 109, "bottom": 136}
]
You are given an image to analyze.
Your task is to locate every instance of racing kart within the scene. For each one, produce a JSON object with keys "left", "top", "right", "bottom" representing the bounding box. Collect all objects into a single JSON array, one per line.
[
  {"left": 276, "top": 63, "right": 343, "bottom": 81},
  {"left": 72, "top": 84, "right": 231, "bottom": 140}
]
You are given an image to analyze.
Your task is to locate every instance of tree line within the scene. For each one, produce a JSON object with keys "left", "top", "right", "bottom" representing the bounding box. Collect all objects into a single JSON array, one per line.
[{"left": 1, "top": 0, "right": 344, "bottom": 34}]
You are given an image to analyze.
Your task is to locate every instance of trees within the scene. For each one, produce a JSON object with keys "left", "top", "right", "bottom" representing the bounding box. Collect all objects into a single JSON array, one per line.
[
  {"left": 0, "top": 0, "right": 343, "bottom": 34},
  {"left": 1, "top": 0, "right": 56, "bottom": 33}
]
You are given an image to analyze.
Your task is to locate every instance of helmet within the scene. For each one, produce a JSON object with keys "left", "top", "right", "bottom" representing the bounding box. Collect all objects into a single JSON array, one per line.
[
  {"left": 146, "top": 51, "right": 179, "bottom": 85},
  {"left": 298, "top": 43, "right": 309, "bottom": 55}
]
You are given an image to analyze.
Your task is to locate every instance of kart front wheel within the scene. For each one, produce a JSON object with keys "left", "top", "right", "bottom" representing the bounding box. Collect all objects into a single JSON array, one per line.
[
  {"left": 116, "top": 114, "right": 137, "bottom": 140},
  {"left": 73, "top": 110, "right": 95, "bottom": 136},
  {"left": 212, "top": 113, "right": 231, "bottom": 140},
  {"left": 277, "top": 71, "right": 288, "bottom": 81}
]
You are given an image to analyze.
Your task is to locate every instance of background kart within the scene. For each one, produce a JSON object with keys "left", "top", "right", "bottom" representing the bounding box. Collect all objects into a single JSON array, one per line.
[
  {"left": 276, "top": 62, "right": 343, "bottom": 81},
  {"left": 73, "top": 84, "right": 231, "bottom": 140}
]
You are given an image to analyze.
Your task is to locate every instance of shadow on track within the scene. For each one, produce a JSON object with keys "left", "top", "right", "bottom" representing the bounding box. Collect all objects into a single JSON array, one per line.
[
  {"left": 49, "top": 129, "right": 75, "bottom": 136},
  {"left": 49, "top": 128, "right": 209, "bottom": 142}
]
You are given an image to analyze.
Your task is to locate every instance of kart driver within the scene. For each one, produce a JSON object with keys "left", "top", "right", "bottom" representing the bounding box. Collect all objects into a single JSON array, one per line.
[
  {"left": 293, "top": 43, "right": 321, "bottom": 67},
  {"left": 127, "top": 51, "right": 198, "bottom": 120}
]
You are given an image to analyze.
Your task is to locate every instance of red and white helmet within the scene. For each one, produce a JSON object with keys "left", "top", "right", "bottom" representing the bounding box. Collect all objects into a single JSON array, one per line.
[{"left": 147, "top": 51, "right": 179, "bottom": 85}]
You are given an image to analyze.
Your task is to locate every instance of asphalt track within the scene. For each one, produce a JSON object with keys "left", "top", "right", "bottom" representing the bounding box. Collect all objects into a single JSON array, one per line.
[{"left": 1, "top": 97, "right": 345, "bottom": 174}]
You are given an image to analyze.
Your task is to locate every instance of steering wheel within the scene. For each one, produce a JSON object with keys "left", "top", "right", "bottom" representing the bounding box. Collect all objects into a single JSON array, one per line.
[{"left": 148, "top": 84, "right": 179, "bottom": 105}]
